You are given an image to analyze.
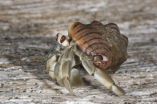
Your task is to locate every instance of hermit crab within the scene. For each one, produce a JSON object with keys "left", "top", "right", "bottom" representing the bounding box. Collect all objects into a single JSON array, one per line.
[{"left": 46, "top": 20, "right": 128, "bottom": 96}]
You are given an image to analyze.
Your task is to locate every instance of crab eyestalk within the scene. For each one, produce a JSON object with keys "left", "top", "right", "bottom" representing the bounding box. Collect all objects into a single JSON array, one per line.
[{"left": 56, "top": 33, "right": 70, "bottom": 47}]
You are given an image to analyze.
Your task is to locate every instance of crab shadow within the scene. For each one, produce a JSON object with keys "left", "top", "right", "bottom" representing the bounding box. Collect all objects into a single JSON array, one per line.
[{"left": 1, "top": 32, "right": 65, "bottom": 93}]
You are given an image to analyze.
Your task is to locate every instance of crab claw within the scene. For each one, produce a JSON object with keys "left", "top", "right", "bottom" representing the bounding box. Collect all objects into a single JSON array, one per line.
[
  {"left": 47, "top": 46, "right": 84, "bottom": 95},
  {"left": 46, "top": 54, "right": 58, "bottom": 80}
]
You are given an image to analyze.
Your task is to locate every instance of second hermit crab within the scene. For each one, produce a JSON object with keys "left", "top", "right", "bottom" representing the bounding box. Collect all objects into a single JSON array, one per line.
[{"left": 46, "top": 20, "right": 128, "bottom": 96}]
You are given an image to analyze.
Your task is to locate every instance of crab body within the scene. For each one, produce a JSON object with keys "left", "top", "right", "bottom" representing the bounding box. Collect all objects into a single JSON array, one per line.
[{"left": 46, "top": 21, "right": 128, "bottom": 96}]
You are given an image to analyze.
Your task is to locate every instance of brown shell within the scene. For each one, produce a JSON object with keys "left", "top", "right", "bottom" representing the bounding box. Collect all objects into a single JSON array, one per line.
[{"left": 69, "top": 20, "right": 128, "bottom": 72}]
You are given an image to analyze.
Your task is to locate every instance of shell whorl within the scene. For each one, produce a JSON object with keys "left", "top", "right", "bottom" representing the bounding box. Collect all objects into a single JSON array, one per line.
[
  {"left": 69, "top": 21, "right": 128, "bottom": 71},
  {"left": 69, "top": 21, "right": 111, "bottom": 56}
]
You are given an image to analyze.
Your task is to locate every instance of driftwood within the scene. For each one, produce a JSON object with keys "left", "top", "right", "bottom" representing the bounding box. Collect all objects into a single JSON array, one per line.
[{"left": 0, "top": 0, "right": 157, "bottom": 104}]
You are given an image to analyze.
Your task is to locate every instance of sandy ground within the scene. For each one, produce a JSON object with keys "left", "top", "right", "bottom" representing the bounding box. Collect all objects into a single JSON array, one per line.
[{"left": 0, "top": 0, "right": 157, "bottom": 104}]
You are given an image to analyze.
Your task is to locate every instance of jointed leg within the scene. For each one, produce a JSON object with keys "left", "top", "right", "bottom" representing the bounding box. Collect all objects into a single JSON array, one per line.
[
  {"left": 54, "top": 47, "right": 83, "bottom": 94},
  {"left": 94, "top": 68, "right": 125, "bottom": 95},
  {"left": 82, "top": 58, "right": 124, "bottom": 95},
  {"left": 46, "top": 47, "right": 83, "bottom": 94},
  {"left": 74, "top": 46, "right": 125, "bottom": 96},
  {"left": 46, "top": 48, "right": 74, "bottom": 94},
  {"left": 51, "top": 47, "right": 74, "bottom": 94}
]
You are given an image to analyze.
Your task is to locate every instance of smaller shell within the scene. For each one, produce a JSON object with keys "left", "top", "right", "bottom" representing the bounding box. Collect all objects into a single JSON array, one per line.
[{"left": 69, "top": 21, "right": 128, "bottom": 72}]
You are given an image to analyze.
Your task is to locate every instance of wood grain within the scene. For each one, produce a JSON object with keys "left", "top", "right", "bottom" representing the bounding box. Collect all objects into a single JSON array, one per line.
[{"left": 0, "top": 0, "right": 157, "bottom": 104}]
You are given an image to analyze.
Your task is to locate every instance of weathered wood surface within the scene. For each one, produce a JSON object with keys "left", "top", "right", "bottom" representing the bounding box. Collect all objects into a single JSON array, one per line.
[{"left": 0, "top": 0, "right": 157, "bottom": 104}]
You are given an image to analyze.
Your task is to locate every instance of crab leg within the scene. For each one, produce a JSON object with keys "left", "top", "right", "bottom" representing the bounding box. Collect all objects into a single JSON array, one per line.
[
  {"left": 83, "top": 58, "right": 124, "bottom": 96},
  {"left": 94, "top": 68, "right": 125, "bottom": 96},
  {"left": 46, "top": 46, "right": 84, "bottom": 94},
  {"left": 54, "top": 47, "right": 74, "bottom": 94},
  {"left": 74, "top": 46, "right": 125, "bottom": 96},
  {"left": 54, "top": 46, "right": 83, "bottom": 94}
]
